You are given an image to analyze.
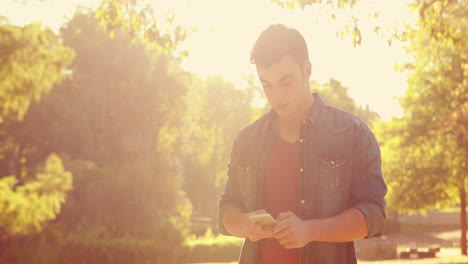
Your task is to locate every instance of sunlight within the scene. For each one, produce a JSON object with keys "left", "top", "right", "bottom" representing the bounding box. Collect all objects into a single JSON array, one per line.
[
  {"left": 174, "top": 0, "right": 413, "bottom": 120},
  {"left": 2, "top": 0, "right": 467, "bottom": 262},
  {"left": 1, "top": 0, "right": 415, "bottom": 119}
]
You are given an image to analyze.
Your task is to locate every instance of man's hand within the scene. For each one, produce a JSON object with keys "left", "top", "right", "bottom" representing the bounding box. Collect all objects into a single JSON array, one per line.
[
  {"left": 223, "top": 208, "right": 274, "bottom": 242},
  {"left": 243, "top": 210, "right": 275, "bottom": 241},
  {"left": 273, "top": 211, "right": 311, "bottom": 249}
]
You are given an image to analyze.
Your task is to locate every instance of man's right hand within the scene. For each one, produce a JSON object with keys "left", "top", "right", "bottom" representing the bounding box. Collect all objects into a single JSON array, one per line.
[{"left": 223, "top": 208, "right": 274, "bottom": 241}]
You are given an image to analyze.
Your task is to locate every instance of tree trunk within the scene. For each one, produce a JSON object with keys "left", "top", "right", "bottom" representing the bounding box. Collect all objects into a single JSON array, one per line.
[
  {"left": 14, "top": 144, "right": 24, "bottom": 184},
  {"left": 460, "top": 186, "right": 467, "bottom": 255}
]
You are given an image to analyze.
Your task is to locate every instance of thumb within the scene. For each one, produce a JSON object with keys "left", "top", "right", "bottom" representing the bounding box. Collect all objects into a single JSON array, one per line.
[
  {"left": 252, "top": 209, "right": 268, "bottom": 214},
  {"left": 276, "top": 211, "right": 295, "bottom": 222}
]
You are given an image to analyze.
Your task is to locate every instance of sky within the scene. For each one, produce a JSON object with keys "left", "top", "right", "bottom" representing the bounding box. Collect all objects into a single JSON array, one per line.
[{"left": 1, "top": 0, "right": 416, "bottom": 120}]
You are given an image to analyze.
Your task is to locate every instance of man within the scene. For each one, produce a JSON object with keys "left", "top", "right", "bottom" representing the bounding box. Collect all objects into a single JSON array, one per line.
[{"left": 218, "top": 24, "right": 387, "bottom": 264}]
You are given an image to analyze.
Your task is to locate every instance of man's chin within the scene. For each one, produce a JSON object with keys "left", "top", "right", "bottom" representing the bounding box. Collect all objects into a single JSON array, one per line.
[{"left": 274, "top": 109, "right": 291, "bottom": 119}]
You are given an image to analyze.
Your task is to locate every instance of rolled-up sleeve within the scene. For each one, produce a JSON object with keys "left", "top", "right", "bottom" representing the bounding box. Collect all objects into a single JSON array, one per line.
[
  {"left": 350, "top": 121, "right": 387, "bottom": 238},
  {"left": 217, "top": 134, "right": 245, "bottom": 236}
]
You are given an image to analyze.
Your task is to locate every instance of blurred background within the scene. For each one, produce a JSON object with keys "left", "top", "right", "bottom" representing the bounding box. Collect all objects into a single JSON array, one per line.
[{"left": 0, "top": 0, "right": 467, "bottom": 263}]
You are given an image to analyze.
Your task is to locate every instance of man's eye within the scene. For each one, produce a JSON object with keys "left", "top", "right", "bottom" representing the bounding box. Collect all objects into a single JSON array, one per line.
[{"left": 280, "top": 78, "right": 293, "bottom": 86}]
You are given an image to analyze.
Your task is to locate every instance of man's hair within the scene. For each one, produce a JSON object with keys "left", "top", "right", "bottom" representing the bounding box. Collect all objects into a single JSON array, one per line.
[{"left": 250, "top": 24, "right": 309, "bottom": 67}]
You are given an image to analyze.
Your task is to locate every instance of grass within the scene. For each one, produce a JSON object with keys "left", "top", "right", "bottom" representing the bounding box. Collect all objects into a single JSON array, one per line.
[
  {"left": 400, "top": 223, "right": 459, "bottom": 233},
  {"left": 188, "top": 258, "right": 468, "bottom": 263},
  {"left": 186, "top": 216, "right": 466, "bottom": 264},
  {"left": 190, "top": 258, "right": 468, "bottom": 264},
  {"left": 188, "top": 248, "right": 468, "bottom": 264},
  {"left": 437, "top": 207, "right": 463, "bottom": 213}
]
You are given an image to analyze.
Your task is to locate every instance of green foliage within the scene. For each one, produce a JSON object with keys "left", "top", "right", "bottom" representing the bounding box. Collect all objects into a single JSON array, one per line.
[
  {"left": 9, "top": 10, "right": 197, "bottom": 242},
  {"left": 0, "top": 153, "right": 72, "bottom": 237},
  {"left": 0, "top": 23, "right": 75, "bottom": 122},
  {"left": 95, "top": 0, "right": 191, "bottom": 57},
  {"left": 270, "top": 0, "right": 357, "bottom": 9},
  {"left": 272, "top": 0, "right": 468, "bottom": 47},
  {"left": 185, "top": 228, "right": 243, "bottom": 263},
  {"left": 0, "top": 220, "right": 189, "bottom": 264},
  {"left": 0, "top": 9, "right": 194, "bottom": 244},
  {"left": 270, "top": 0, "right": 366, "bottom": 46},
  {"left": 182, "top": 75, "right": 255, "bottom": 219},
  {"left": 185, "top": 228, "right": 243, "bottom": 247},
  {"left": 312, "top": 78, "right": 380, "bottom": 125},
  {"left": 376, "top": 120, "right": 459, "bottom": 214},
  {"left": 400, "top": 0, "right": 468, "bottom": 149},
  {"left": 373, "top": 0, "right": 468, "bottom": 215},
  {"left": 368, "top": 0, "right": 468, "bottom": 254},
  {"left": 0, "top": 241, "right": 58, "bottom": 264},
  {"left": 57, "top": 11, "right": 189, "bottom": 165},
  {"left": 58, "top": 224, "right": 188, "bottom": 264}
]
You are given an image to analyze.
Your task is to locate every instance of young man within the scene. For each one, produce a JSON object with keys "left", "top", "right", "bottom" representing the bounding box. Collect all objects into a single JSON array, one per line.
[{"left": 218, "top": 24, "right": 387, "bottom": 264}]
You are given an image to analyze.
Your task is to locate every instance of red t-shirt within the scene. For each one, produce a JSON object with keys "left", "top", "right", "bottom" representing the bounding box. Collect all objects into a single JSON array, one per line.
[{"left": 257, "top": 135, "right": 301, "bottom": 264}]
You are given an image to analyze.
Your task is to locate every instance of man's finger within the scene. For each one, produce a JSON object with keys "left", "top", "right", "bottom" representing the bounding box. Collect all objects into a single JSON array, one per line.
[
  {"left": 284, "top": 242, "right": 298, "bottom": 249},
  {"left": 261, "top": 226, "right": 274, "bottom": 236},
  {"left": 276, "top": 211, "right": 295, "bottom": 222},
  {"left": 252, "top": 209, "right": 268, "bottom": 214},
  {"left": 248, "top": 226, "right": 265, "bottom": 236},
  {"left": 278, "top": 235, "right": 293, "bottom": 245},
  {"left": 272, "top": 219, "right": 291, "bottom": 234},
  {"left": 249, "top": 232, "right": 271, "bottom": 242},
  {"left": 273, "top": 227, "right": 291, "bottom": 240},
  {"left": 248, "top": 221, "right": 265, "bottom": 233}
]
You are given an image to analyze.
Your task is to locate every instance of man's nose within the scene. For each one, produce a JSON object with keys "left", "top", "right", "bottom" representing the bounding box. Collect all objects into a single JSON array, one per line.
[{"left": 268, "top": 85, "right": 286, "bottom": 103}]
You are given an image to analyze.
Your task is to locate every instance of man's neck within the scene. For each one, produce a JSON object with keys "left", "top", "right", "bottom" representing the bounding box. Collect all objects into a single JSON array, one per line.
[{"left": 275, "top": 93, "right": 314, "bottom": 143}]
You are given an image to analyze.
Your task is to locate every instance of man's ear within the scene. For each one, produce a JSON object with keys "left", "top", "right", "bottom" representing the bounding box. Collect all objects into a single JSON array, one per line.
[{"left": 304, "top": 62, "right": 312, "bottom": 79}]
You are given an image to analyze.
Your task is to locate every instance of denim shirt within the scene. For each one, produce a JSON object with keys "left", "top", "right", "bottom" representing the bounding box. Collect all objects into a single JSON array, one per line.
[{"left": 217, "top": 93, "right": 387, "bottom": 264}]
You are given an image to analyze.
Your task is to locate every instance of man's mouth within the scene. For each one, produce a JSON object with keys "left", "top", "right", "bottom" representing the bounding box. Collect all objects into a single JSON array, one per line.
[{"left": 276, "top": 103, "right": 289, "bottom": 111}]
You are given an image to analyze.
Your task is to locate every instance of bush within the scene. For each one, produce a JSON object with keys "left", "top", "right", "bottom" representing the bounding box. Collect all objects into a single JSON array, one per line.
[
  {"left": 0, "top": 221, "right": 190, "bottom": 264},
  {"left": 185, "top": 228, "right": 243, "bottom": 263},
  {"left": 58, "top": 235, "right": 178, "bottom": 263},
  {"left": 0, "top": 240, "right": 58, "bottom": 264},
  {"left": 57, "top": 223, "right": 189, "bottom": 264}
]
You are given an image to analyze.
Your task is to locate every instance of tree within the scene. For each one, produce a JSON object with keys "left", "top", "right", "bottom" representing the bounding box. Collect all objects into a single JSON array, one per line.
[
  {"left": 0, "top": 153, "right": 72, "bottom": 239},
  {"left": 95, "top": 0, "right": 191, "bottom": 57},
  {"left": 182, "top": 76, "right": 255, "bottom": 222},
  {"left": 375, "top": 0, "right": 468, "bottom": 254},
  {"left": 19, "top": 10, "right": 195, "bottom": 239},
  {"left": 0, "top": 21, "right": 74, "bottom": 240},
  {"left": 399, "top": 1, "right": 467, "bottom": 253},
  {"left": 375, "top": 119, "right": 456, "bottom": 212},
  {"left": 0, "top": 23, "right": 74, "bottom": 122},
  {"left": 272, "top": 0, "right": 466, "bottom": 47},
  {"left": 311, "top": 78, "right": 380, "bottom": 125}
]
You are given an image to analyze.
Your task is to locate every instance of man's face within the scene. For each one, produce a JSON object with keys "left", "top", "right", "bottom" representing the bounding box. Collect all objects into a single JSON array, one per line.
[{"left": 256, "top": 56, "right": 311, "bottom": 120}]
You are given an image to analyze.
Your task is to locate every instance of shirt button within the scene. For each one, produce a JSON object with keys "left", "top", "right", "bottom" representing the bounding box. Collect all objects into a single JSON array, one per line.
[
  {"left": 299, "top": 138, "right": 303, "bottom": 143},
  {"left": 299, "top": 168, "right": 304, "bottom": 173},
  {"left": 302, "top": 120, "right": 306, "bottom": 125},
  {"left": 301, "top": 200, "right": 306, "bottom": 205}
]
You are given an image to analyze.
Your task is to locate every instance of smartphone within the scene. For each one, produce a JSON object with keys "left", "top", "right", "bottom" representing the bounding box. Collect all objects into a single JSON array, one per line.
[{"left": 250, "top": 213, "right": 277, "bottom": 227}]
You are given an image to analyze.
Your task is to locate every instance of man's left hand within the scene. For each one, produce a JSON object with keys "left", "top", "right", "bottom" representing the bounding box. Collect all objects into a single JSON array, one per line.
[{"left": 272, "top": 211, "right": 312, "bottom": 249}]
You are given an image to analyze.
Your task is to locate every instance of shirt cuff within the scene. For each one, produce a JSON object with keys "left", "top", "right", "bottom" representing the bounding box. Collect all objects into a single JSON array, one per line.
[{"left": 353, "top": 202, "right": 386, "bottom": 238}]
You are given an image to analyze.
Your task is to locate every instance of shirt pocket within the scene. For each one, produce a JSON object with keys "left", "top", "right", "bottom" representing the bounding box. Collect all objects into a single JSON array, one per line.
[{"left": 319, "top": 157, "right": 346, "bottom": 194}]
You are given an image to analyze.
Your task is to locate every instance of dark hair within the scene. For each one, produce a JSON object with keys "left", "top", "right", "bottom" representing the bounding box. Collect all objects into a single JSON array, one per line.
[{"left": 250, "top": 24, "right": 309, "bottom": 67}]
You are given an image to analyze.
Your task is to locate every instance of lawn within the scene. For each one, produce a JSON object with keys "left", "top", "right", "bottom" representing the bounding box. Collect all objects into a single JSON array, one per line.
[
  {"left": 188, "top": 249, "right": 468, "bottom": 264},
  {"left": 190, "top": 257, "right": 468, "bottom": 264},
  {"left": 187, "top": 221, "right": 467, "bottom": 264}
]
